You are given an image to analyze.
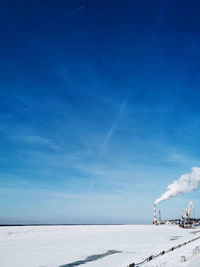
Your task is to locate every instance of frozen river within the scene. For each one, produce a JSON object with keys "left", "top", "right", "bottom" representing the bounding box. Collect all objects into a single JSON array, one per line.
[{"left": 0, "top": 225, "right": 200, "bottom": 267}]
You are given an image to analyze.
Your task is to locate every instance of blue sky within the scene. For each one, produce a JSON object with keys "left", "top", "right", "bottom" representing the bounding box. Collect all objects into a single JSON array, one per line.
[{"left": 0, "top": 0, "right": 200, "bottom": 224}]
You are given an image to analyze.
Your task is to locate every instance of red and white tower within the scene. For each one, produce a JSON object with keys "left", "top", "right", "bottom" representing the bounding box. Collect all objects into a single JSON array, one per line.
[
  {"left": 153, "top": 204, "right": 157, "bottom": 225},
  {"left": 159, "top": 210, "right": 161, "bottom": 224}
]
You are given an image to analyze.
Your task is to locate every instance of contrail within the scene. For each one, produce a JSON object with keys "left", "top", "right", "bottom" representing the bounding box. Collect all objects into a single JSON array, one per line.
[
  {"left": 99, "top": 88, "right": 130, "bottom": 159},
  {"left": 155, "top": 167, "right": 200, "bottom": 205},
  {"left": 51, "top": 6, "right": 85, "bottom": 25},
  {"left": 28, "top": 6, "right": 85, "bottom": 35},
  {"left": 87, "top": 88, "right": 130, "bottom": 194},
  {"left": 151, "top": 0, "right": 169, "bottom": 36}
]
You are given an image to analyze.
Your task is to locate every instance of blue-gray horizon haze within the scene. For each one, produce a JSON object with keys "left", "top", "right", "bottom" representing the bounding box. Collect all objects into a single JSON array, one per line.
[{"left": 0, "top": 0, "right": 200, "bottom": 224}]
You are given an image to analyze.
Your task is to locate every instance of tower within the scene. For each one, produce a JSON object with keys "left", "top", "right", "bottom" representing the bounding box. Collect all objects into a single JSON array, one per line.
[
  {"left": 159, "top": 210, "right": 161, "bottom": 224},
  {"left": 153, "top": 204, "right": 157, "bottom": 225}
]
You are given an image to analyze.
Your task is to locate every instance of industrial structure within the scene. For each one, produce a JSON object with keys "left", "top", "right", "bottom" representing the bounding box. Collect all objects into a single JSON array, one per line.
[
  {"left": 159, "top": 210, "right": 161, "bottom": 224},
  {"left": 153, "top": 204, "right": 157, "bottom": 225},
  {"left": 179, "top": 201, "right": 195, "bottom": 228},
  {"left": 153, "top": 204, "right": 164, "bottom": 225},
  {"left": 182, "top": 201, "right": 193, "bottom": 221},
  {"left": 153, "top": 201, "right": 200, "bottom": 228}
]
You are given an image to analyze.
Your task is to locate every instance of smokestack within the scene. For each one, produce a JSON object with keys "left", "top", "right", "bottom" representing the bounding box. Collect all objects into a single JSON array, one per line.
[
  {"left": 153, "top": 204, "right": 157, "bottom": 225},
  {"left": 159, "top": 210, "right": 161, "bottom": 224}
]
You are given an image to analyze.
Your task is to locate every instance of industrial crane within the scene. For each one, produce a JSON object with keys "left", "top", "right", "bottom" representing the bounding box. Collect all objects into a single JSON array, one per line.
[
  {"left": 180, "top": 201, "right": 194, "bottom": 228},
  {"left": 182, "top": 201, "right": 193, "bottom": 220}
]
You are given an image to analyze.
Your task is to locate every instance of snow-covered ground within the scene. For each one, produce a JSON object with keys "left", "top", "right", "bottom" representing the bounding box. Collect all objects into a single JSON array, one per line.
[{"left": 0, "top": 225, "right": 200, "bottom": 267}]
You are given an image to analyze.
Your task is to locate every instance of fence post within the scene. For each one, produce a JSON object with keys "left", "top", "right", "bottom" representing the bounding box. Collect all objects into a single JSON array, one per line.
[{"left": 180, "top": 256, "right": 186, "bottom": 262}]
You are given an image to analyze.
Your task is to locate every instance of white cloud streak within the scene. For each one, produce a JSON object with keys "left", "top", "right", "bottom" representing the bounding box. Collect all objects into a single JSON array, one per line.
[
  {"left": 23, "top": 135, "right": 60, "bottom": 150},
  {"left": 100, "top": 89, "right": 130, "bottom": 158},
  {"left": 53, "top": 6, "right": 85, "bottom": 25}
]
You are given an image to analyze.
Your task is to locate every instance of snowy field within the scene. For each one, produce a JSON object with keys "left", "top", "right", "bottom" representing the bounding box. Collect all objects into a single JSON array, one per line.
[{"left": 0, "top": 225, "right": 200, "bottom": 267}]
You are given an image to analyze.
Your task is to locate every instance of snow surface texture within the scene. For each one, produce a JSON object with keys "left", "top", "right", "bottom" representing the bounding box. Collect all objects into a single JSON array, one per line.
[{"left": 0, "top": 225, "right": 200, "bottom": 267}]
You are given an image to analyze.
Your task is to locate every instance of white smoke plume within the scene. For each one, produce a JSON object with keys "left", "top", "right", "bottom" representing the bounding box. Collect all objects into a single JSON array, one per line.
[{"left": 155, "top": 167, "right": 200, "bottom": 205}]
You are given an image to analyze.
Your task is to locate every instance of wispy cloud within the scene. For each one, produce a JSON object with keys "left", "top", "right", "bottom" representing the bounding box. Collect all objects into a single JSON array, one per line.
[
  {"left": 21, "top": 135, "right": 61, "bottom": 151},
  {"left": 0, "top": 173, "right": 132, "bottom": 200},
  {"left": 166, "top": 151, "right": 199, "bottom": 166}
]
